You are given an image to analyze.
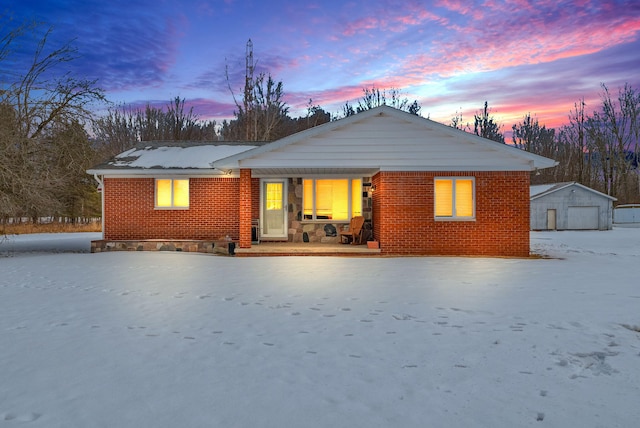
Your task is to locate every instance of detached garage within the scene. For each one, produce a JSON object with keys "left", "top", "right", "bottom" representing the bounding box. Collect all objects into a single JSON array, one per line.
[{"left": 530, "top": 182, "right": 616, "bottom": 230}]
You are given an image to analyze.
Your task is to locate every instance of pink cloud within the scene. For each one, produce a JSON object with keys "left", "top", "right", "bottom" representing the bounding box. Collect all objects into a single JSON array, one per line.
[
  {"left": 436, "top": 0, "right": 484, "bottom": 19},
  {"left": 343, "top": 16, "right": 381, "bottom": 36},
  {"left": 396, "top": 5, "right": 640, "bottom": 80},
  {"left": 339, "top": 2, "right": 448, "bottom": 37}
]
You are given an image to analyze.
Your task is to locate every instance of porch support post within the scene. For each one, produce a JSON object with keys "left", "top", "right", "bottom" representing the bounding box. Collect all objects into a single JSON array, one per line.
[{"left": 239, "top": 168, "right": 252, "bottom": 248}]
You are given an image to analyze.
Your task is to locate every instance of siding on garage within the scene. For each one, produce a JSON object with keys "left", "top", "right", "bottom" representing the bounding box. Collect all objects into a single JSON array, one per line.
[
  {"left": 614, "top": 204, "right": 640, "bottom": 226},
  {"left": 530, "top": 183, "right": 615, "bottom": 230}
]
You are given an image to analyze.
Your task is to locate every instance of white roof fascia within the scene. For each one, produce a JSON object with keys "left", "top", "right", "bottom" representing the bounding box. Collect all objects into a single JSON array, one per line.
[
  {"left": 530, "top": 182, "right": 617, "bottom": 201},
  {"left": 86, "top": 169, "right": 233, "bottom": 178},
  {"left": 570, "top": 182, "right": 617, "bottom": 201},
  {"left": 378, "top": 165, "right": 533, "bottom": 172}
]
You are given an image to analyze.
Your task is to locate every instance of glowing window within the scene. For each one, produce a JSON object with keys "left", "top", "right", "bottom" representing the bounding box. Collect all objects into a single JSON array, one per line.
[
  {"left": 303, "top": 178, "right": 362, "bottom": 220},
  {"left": 265, "top": 183, "right": 282, "bottom": 210},
  {"left": 156, "top": 179, "right": 189, "bottom": 208},
  {"left": 435, "top": 178, "right": 474, "bottom": 219}
]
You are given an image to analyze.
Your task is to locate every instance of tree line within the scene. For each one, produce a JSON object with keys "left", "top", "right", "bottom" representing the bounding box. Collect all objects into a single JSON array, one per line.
[
  {"left": 468, "top": 86, "right": 639, "bottom": 203},
  {"left": 1, "top": 21, "right": 639, "bottom": 226}
]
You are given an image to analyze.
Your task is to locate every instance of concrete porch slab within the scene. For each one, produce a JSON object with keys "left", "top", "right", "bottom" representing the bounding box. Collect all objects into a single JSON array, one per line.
[{"left": 234, "top": 242, "right": 381, "bottom": 257}]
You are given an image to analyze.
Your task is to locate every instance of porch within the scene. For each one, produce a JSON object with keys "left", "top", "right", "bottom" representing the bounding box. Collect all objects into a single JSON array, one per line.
[{"left": 234, "top": 242, "right": 381, "bottom": 257}]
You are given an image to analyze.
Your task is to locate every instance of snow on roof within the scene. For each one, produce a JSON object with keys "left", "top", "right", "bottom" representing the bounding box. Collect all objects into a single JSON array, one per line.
[
  {"left": 87, "top": 141, "right": 257, "bottom": 174},
  {"left": 530, "top": 183, "right": 560, "bottom": 197}
]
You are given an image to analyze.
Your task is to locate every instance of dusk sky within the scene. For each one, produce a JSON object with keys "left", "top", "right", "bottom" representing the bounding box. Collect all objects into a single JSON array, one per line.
[{"left": 4, "top": 0, "right": 640, "bottom": 136}]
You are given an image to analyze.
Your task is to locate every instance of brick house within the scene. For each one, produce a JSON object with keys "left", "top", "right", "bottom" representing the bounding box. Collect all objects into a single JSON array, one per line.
[{"left": 87, "top": 106, "right": 556, "bottom": 256}]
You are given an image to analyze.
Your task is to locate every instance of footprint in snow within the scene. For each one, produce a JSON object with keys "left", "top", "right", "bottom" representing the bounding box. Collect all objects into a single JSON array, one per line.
[
  {"left": 392, "top": 314, "right": 415, "bottom": 321},
  {"left": 2, "top": 412, "right": 41, "bottom": 422}
]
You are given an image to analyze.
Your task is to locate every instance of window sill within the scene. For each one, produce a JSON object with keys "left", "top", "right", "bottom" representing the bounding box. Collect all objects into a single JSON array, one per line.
[
  {"left": 154, "top": 207, "right": 189, "bottom": 210},
  {"left": 434, "top": 217, "right": 476, "bottom": 222}
]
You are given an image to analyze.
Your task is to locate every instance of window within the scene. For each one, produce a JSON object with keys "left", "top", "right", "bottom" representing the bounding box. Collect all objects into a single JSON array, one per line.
[
  {"left": 156, "top": 179, "right": 189, "bottom": 208},
  {"left": 265, "top": 183, "right": 283, "bottom": 210},
  {"left": 435, "top": 178, "right": 474, "bottom": 219},
  {"left": 303, "top": 178, "right": 362, "bottom": 220}
]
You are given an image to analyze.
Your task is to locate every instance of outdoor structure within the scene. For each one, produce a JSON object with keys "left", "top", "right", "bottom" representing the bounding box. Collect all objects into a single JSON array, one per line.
[
  {"left": 87, "top": 106, "right": 556, "bottom": 257},
  {"left": 614, "top": 204, "right": 640, "bottom": 227},
  {"left": 530, "top": 182, "right": 616, "bottom": 231}
]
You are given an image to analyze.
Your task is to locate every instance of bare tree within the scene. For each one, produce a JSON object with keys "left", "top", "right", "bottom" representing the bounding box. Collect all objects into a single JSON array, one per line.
[
  {"left": 473, "top": 101, "right": 505, "bottom": 143},
  {"left": 450, "top": 109, "right": 469, "bottom": 131},
  {"left": 0, "top": 21, "right": 105, "bottom": 220},
  {"left": 341, "top": 86, "right": 421, "bottom": 117},
  {"left": 92, "top": 97, "right": 219, "bottom": 161},
  {"left": 586, "top": 83, "right": 640, "bottom": 200},
  {"left": 223, "top": 42, "right": 290, "bottom": 141},
  {"left": 558, "top": 99, "right": 594, "bottom": 187},
  {"left": 512, "top": 114, "right": 558, "bottom": 183}
]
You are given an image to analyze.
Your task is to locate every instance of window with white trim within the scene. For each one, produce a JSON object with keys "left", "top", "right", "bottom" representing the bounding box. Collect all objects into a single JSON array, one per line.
[
  {"left": 155, "top": 178, "right": 189, "bottom": 208},
  {"left": 303, "top": 178, "right": 362, "bottom": 220},
  {"left": 434, "top": 177, "right": 475, "bottom": 219}
]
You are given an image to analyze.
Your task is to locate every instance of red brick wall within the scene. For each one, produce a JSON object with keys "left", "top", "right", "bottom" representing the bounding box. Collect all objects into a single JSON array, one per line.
[
  {"left": 239, "top": 169, "right": 253, "bottom": 248},
  {"left": 373, "top": 171, "right": 530, "bottom": 257},
  {"left": 103, "top": 177, "right": 259, "bottom": 241}
]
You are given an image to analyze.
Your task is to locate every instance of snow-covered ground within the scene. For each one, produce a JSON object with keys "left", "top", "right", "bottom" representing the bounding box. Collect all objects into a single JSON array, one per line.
[{"left": 1, "top": 231, "right": 639, "bottom": 427}]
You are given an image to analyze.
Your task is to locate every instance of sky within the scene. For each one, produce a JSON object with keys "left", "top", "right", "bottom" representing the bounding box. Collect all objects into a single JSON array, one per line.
[
  {"left": 3, "top": 0, "right": 640, "bottom": 137},
  {"left": 1, "top": 230, "right": 640, "bottom": 427}
]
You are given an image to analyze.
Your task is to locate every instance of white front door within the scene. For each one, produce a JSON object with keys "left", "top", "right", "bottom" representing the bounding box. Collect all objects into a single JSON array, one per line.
[
  {"left": 547, "top": 209, "right": 557, "bottom": 230},
  {"left": 260, "top": 179, "right": 288, "bottom": 239}
]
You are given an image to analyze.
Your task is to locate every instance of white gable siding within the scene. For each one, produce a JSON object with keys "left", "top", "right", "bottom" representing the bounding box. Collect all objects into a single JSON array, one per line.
[{"left": 235, "top": 113, "right": 538, "bottom": 171}]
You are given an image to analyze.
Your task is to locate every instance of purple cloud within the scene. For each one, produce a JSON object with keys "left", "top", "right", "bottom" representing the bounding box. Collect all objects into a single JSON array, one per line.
[{"left": 4, "top": 0, "right": 184, "bottom": 91}]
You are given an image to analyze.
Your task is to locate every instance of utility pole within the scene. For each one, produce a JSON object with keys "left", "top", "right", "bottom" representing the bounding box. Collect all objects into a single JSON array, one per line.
[{"left": 245, "top": 39, "right": 255, "bottom": 141}]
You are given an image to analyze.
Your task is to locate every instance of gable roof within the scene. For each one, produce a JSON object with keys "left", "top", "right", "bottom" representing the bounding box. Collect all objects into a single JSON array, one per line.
[
  {"left": 213, "top": 105, "right": 557, "bottom": 175},
  {"left": 530, "top": 182, "right": 617, "bottom": 201},
  {"left": 87, "top": 141, "right": 257, "bottom": 176}
]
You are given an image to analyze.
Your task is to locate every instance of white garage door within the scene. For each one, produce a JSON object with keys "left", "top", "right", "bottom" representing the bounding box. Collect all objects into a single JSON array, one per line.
[{"left": 568, "top": 206, "right": 599, "bottom": 230}]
